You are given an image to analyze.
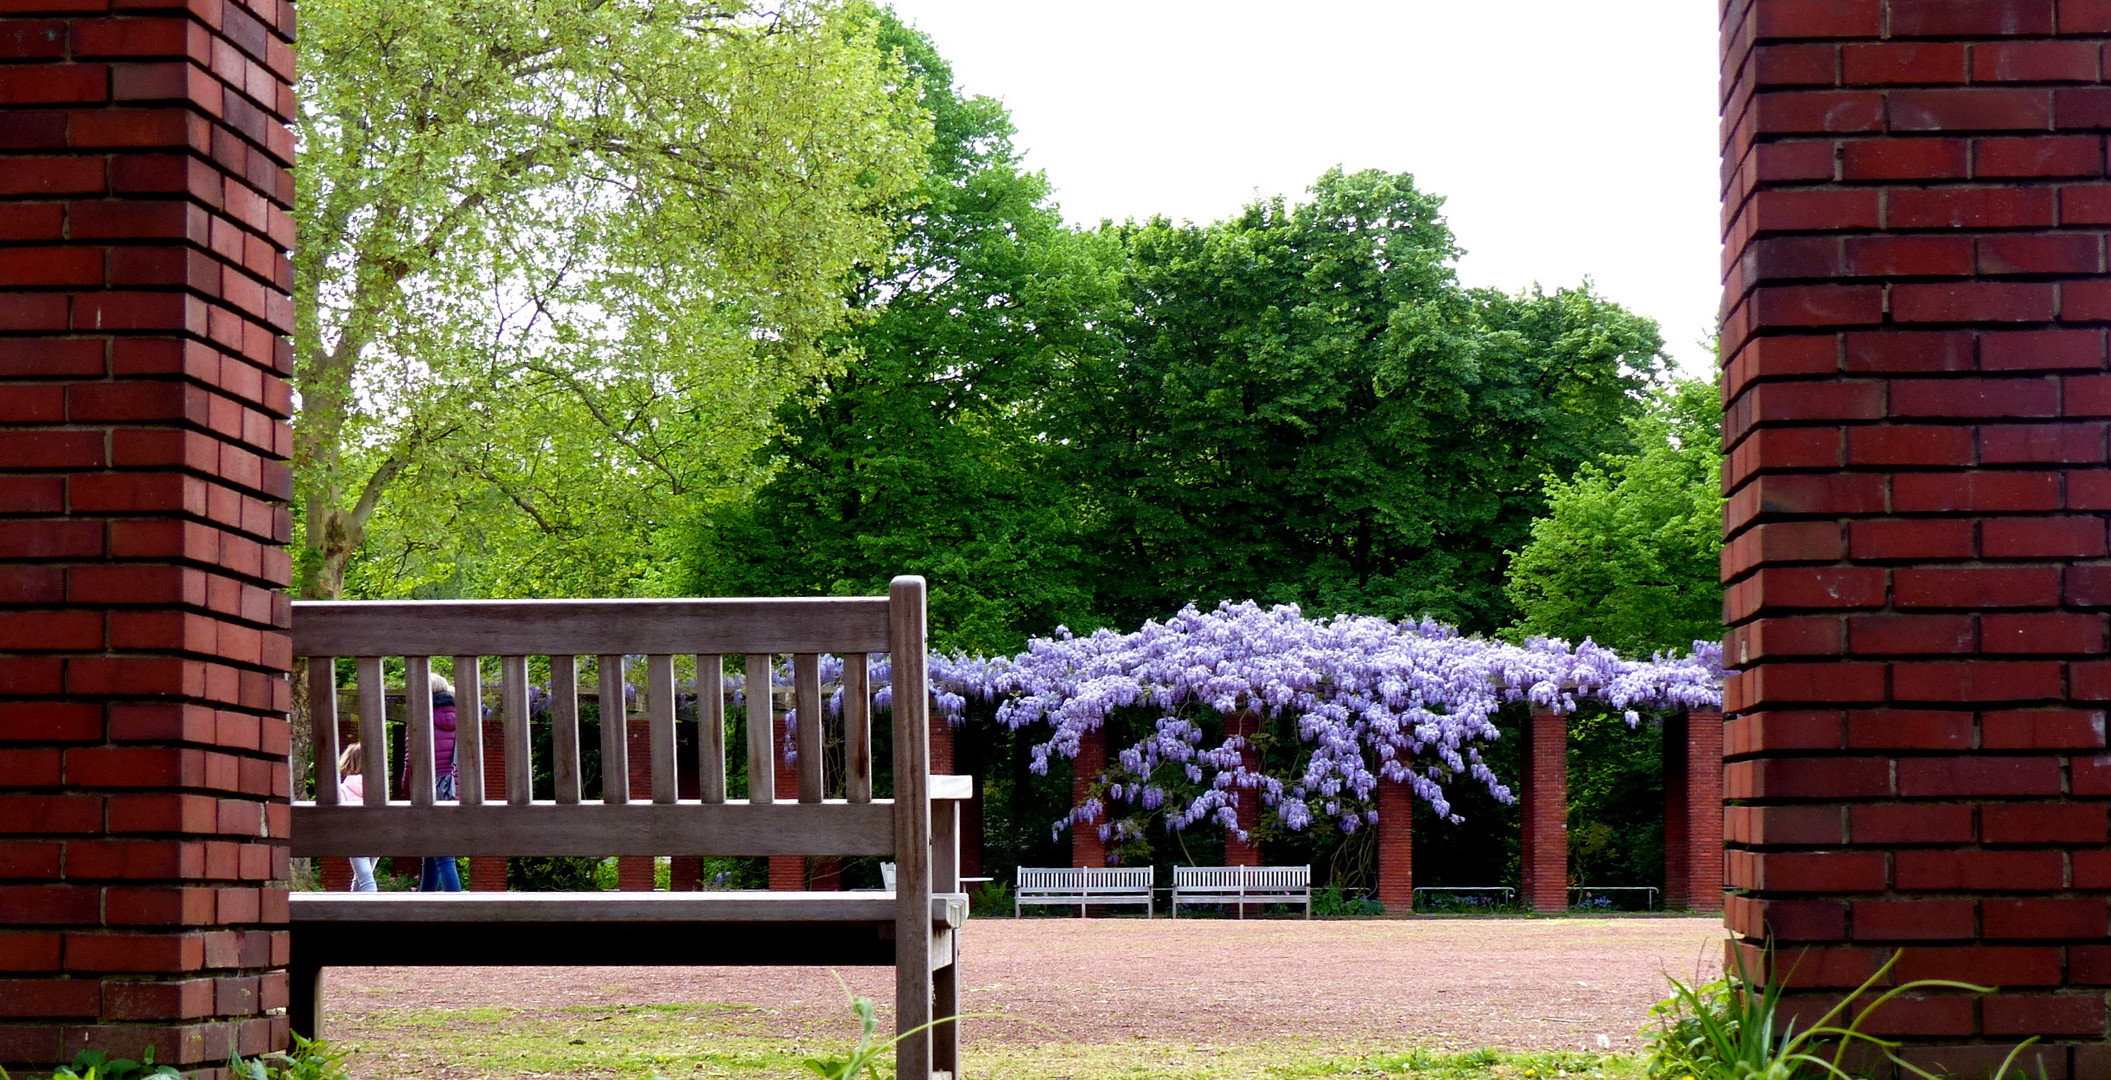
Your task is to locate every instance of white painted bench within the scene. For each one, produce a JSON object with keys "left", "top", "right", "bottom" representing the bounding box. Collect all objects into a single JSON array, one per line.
[
  {"left": 1171, "top": 865, "right": 1311, "bottom": 918},
  {"left": 287, "top": 577, "right": 968, "bottom": 1080},
  {"left": 1013, "top": 866, "right": 1155, "bottom": 917}
]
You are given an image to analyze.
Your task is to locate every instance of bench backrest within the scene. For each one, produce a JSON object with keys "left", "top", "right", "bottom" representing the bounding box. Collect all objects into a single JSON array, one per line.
[
  {"left": 289, "top": 577, "right": 933, "bottom": 888},
  {"left": 1173, "top": 865, "right": 1310, "bottom": 888},
  {"left": 1015, "top": 867, "right": 1153, "bottom": 891}
]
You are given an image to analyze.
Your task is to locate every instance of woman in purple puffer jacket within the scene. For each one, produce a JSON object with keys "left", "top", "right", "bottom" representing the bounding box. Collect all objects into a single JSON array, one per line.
[{"left": 417, "top": 676, "right": 462, "bottom": 891}]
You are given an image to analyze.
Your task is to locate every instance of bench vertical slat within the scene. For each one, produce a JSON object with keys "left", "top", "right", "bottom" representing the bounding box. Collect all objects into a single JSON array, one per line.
[
  {"left": 793, "top": 653, "right": 823, "bottom": 804},
  {"left": 744, "top": 653, "right": 773, "bottom": 804},
  {"left": 697, "top": 655, "right": 725, "bottom": 804},
  {"left": 406, "top": 657, "right": 435, "bottom": 807},
  {"left": 502, "top": 655, "right": 530, "bottom": 806},
  {"left": 552, "top": 655, "right": 581, "bottom": 804},
  {"left": 647, "top": 655, "right": 676, "bottom": 804},
  {"left": 454, "top": 656, "right": 483, "bottom": 806},
  {"left": 843, "top": 653, "right": 870, "bottom": 804},
  {"left": 598, "top": 655, "right": 628, "bottom": 804},
  {"left": 356, "top": 656, "right": 387, "bottom": 805},
  {"left": 889, "top": 576, "right": 933, "bottom": 1080},
  {"left": 308, "top": 657, "right": 339, "bottom": 805}
]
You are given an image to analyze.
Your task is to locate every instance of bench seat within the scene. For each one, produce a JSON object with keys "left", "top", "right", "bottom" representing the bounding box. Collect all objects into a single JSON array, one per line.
[{"left": 290, "top": 891, "right": 967, "bottom": 967}]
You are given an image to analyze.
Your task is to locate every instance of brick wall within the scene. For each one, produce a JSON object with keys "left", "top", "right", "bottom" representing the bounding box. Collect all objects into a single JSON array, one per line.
[
  {"left": 0, "top": 0, "right": 296, "bottom": 1068},
  {"left": 1223, "top": 711, "right": 1261, "bottom": 867},
  {"left": 1070, "top": 724, "right": 1107, "bottom": 868},
  {"left": 1376, "top": 780, "right": 1412, "bottom": 910},
  {"left": 1665, "top": 712, "right": 1728, "bottom": 912},
  {"left": 1722, "top": 0, "right": 2111, "bottom": 1070},
  {"left": 1517, "top": 711, "right": 1568, "bottom": 913}
]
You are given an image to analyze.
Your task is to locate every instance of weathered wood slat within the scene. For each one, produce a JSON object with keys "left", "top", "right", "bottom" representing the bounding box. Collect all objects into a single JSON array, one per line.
[
  {"left": 289, "top": 801, "right": 898, "bottom": 858},
  {"left": 744, "top": 653, "right": 773, "bottom": 804},
  {"left": 889, "top": 575, "right": 933, "bottom": 1080},
  {"left": 501, "top": 655, "right": 530, "bottom": 806},
  {"left": 598, "top": 655, "right": 627, "bottom": 805},
  {"left": 356, "top": 657, "right": 387, "bottom": 805},
  {"left": 406, "top": 657, "right": 435, "bottom": 808},
  {"left": 454, "top": 656, "right": 483, "bottom": 806},
  {"left": 647, "top": 655, "right": 676, "bottom": 804},
  {"left": 292, "top": 597, "right": 892, "bottom": 657},
  {"left": 844, "top": 653, "right": 870, "bottom": 804},
  {"left": 697, "top": 656, "right": 725, "bottom": 804},
  {"left": 794, "top": 653, "right": 823, "bottom": 804},
  {"left": 308, "top": 658, "right": 339, "bottom": 806},
  {"left": 552, "top": 656, "right": 581, "bottom": 804},
  {"left": 289, "top": 891, "right": 966, "bottom": 927},
  {"left": 929, "top": 775, "right": 972, "bottom": 802}
]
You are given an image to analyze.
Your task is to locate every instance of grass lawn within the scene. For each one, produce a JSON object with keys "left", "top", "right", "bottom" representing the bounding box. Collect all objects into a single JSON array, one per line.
[{"left": 336, "top": 1000, "right": 1647, "bottom": 1080}]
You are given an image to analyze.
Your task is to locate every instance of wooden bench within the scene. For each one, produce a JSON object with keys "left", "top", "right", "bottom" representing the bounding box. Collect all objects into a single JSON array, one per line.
[
  {"left": 1170, "top": 865, "right": 1311, "bottom": 918},
  {"left": 288, "top": 577, "right": 968, "bottom": 1080},
  {"left": 1013, "top": 866, "right": 1155, "bottom": 917}
]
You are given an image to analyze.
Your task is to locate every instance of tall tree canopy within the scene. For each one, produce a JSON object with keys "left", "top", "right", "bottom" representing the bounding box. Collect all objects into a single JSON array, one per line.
[
  {"left": 688, "top": 14, "right": 1121, "bottom": 654},
  {"left": 295, "top": 0, "right": 928, "bottom": 600},
  {"left": 1063, "top": 170, "right": 1669, "bottom": 634},
  {"left": 1504, "top": 377, "right": 1725, "bottom": 656}
]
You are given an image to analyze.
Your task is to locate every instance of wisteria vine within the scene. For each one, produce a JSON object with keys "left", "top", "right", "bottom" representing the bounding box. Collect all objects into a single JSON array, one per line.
[{"left": 526, "top": 601, "right": 1725, "bottom": 847}]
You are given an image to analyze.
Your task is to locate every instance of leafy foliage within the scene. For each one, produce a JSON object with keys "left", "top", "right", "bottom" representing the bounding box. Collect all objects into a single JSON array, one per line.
[
  {"left": 1062, "top": 172, "right": 1668, "bottom": 634},
  {"left": 689, "top": 12, "right": 1119, "bottom": 655},
  {"left": 298, "top": 0, "right": 929, "bottom": 601},
  {"left": 1506, "top": 377, "right": 1725, "bottom": 656},
  {"left": 1645, "top": 951, "right": 2019, "bottom": 1080}
]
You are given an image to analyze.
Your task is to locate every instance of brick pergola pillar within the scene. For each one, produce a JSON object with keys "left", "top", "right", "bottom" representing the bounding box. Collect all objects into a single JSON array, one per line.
[
  {"left": 765, "top": 710, "right": 802, "bottom": 890},
  {"left": 617, "top": 714, "right": 653, "bottom": 891},
  {"left": 468, "top": 716, "right": 506, "bottom": 890},
  {"left": 1723, "top": 1, "right": 2111, "bottom": 1070},
  {"left": 1070, "top": 724, "right": 1108, "bottom": 868},
  {"left": 1223, "top": 711, "right": 1262, "bottom": 866},
  {"left": 1663, "top": 711, "right": 1726, "bottom": 913},
  {"left": 1517, "top": 710, "right": 1567, "bottom": 913},
  {"left": 1376, "top": 779, "right": 1413, "bottom": 912},
  {"left": 0, "top": 0, "right": 296, "bottom": 1067}
]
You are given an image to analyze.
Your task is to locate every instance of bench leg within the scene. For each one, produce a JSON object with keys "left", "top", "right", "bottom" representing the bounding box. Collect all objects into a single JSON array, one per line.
[
  {"left": 933, "top": 939, "right": 959, "bottom": 1079},
  {"left": 289, "top": 960, "right": 324, "bottom": 1041}
]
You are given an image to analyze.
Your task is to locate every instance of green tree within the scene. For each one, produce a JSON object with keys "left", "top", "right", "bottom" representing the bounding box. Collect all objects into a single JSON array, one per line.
[
  {"left": 1060, "top": 169, "right": 1669, "bottom": 633},
  {"left": 1504, "top": 376, "right": 1725, "bottom": 656},
  {"left": 296, "top": 0, "right": 928, "bottom": 600},
  {"left": 686, "top": 14, "right": 1122, "bottom": 654}
]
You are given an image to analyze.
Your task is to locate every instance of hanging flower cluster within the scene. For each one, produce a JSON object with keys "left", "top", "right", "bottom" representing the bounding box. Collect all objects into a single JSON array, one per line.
[{"left": 545, "top": 601, "right": 1724, "bottom": 843}]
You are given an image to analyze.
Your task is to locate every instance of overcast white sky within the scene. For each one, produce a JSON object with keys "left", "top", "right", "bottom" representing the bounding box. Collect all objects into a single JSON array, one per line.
[{"left": 884, "top": 1, "right": 1723, "bottom": 376}]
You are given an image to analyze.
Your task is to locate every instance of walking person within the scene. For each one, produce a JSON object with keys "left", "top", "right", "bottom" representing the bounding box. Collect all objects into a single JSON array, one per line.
[
  {"left": 417, "top": 675, "right": 464, "bottom": 891},
  {"left": 336, "top": 743, "right": 378, "bottom": 892}
]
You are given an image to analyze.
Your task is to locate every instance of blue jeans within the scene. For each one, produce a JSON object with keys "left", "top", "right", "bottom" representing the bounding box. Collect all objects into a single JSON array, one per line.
[
  {"left": 420, "top": 855, "right": 461, "bottom": 891},
  {"left": 419, "top": 773, "right": 462, "bottom": 891}
]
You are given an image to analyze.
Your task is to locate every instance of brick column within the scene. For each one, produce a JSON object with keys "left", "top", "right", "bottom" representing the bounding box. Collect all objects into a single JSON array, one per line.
[
  {"left": 767, "top": 709, "right": 802, "bottom": 890},
  {"left": 1223, "top": 711, "right": 1262, "bottom": 866},
  {"left": 0, "top": 0, "right": 296, "bottom": 1067},
  {"left": 617, "top": 715, "right": 653, "bottom": 891},
  {"left": 1070, "top": 724, "right": 1108, "bottom": 868},
  {"left": 1376, "top": 779, "right": 1413, "bottom": 911},
  {"left": 1723, "top": 1, "right": 2111, "bottom": 1069},
  {"left": 1665, "top": 712, "right": 1726, "bottom": 913},
  {"left": 469, "top": 717, "right": 506, "bottom": 890},
  {"left": 1517, "top": 710, "right": 1567, "bottom": 913}
]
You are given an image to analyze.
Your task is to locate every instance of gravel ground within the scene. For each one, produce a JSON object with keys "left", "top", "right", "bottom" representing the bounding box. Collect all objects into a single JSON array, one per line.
[{"left": 330, "top": 915, "right": 1724, "bottom": 1057}]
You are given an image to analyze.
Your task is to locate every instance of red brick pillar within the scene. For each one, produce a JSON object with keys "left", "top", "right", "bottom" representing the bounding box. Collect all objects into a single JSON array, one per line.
[
  {"left": 1665, "top": 712, "right": 1725, "bottom": 913},
  {"left": 1070, "top": 724, "right": 1108, "bottom": 868},
  {"left": 617, "top": 716, "right": 653, "bottom": 891},
  {"left": 1723, "top": 2, "right": 2111, "bottom": 1069},
  {"left": 0, "top": 0, "right": 296, "bottom": 1066},
  {"left": 469, "top": 717, "right": 506, "bottom": 890},
  {"left": 1376, "top": 779, "right": 1413, "bottom": 912},
  {"left": 1223, "top": 711, "right": 1262, "bottom": 866},
  {"left": 1517, "top": 710, "right": 1567, "bottom": 913},
  {"left": 767, "top": 708, "right": 803, "bottom": 890}
]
